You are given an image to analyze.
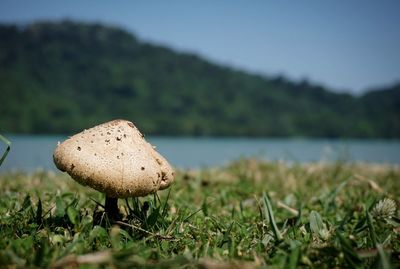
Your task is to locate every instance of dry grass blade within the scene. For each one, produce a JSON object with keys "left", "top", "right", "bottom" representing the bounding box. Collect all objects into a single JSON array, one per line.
[
  {"left": 51, "top": 250, "right": 112, "bottom": 269},
  {"left": 113, "top": 220, "right": 177, "bottom": 241},
  {"left": 199, "top": 258, "right": 258, "bottom": 269},
  {"left": 354, "top": 174, "right": 384, "bottom": 193},
  {"left": 276, "top": 200, "right": 299, "bottom": 216}
]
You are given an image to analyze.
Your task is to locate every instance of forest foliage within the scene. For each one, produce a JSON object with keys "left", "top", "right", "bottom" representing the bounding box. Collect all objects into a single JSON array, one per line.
[{"left": 1, "top": 21, "right": 399, "bottom": 137}]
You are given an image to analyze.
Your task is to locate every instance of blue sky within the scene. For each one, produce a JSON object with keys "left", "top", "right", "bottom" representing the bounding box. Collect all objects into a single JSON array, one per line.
[{"left": 0, "top": 1, "right": 399, "bottom": 93}]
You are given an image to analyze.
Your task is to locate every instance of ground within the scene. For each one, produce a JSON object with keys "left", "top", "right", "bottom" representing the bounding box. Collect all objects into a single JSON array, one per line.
[{"left": 0, "top": 159, "right": 399, "bottom": 268}]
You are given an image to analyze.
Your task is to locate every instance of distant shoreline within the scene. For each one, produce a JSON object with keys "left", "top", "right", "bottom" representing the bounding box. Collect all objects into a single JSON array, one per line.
[{"left": 1, "top": 136, "right": 399, "bottom": 173}]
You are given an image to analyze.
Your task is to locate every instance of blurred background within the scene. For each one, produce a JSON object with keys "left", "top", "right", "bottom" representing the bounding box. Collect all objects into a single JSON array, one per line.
[{"left": 0, "top": 1, "right": 399, "bottom": 170}]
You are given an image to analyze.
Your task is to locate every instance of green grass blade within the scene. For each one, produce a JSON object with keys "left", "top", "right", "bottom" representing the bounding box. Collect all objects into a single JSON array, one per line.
[
  {"left": 309, "top": 210, "right": 329, "bottom": 240},
  {"left": 67, "top": 206, "right": 79, "bottom": 225},
  {"left": 336, "top": 231, "right": 363, "bottom": 268},
  {"left": 147, "top": 207, "right": 160, "bottom": 227},
  {"left": 287, "top": 241, "right": 300, "bottom": 269},
  {"left": 309, "top": 211, "right": 324, "bottom": 234},
  {"left": 161, "top": 188, "right": 171, "bottom": 218},
  {"left": 366, "top": 209, "right": 378, "bottom": 246},
  {"left": 0, "top": 134, "right": 11, "bottom": 166},
  {"left": 263, "top": 193, "right": 283, "bottom": 242},
  {"left": 36, "top": 198, "right": 43, "bottom": 225},
  {"left": 182, "top": 207, "right": 203, "bottom": 222},
  {"left": 377, "top": 244, "right": 392, "bottom": 269}
]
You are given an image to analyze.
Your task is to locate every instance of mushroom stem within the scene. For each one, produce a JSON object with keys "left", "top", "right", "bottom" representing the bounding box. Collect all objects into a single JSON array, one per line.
[{"left": 105, "top": 196, "right": 120, "bottom": 219}]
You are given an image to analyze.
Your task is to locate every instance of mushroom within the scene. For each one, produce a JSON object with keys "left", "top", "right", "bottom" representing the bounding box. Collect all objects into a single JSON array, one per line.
[{"left": 53, "top": 119, "right": 174, "bottom": 219}]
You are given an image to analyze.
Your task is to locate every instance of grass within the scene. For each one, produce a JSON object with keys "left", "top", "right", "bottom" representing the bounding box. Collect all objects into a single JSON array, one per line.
[
  {"left": 0, "top": 134, "right": 11, "bottom": 166},
  {"left": 0, "top": 159, "right": 399, "bottom": 268}
]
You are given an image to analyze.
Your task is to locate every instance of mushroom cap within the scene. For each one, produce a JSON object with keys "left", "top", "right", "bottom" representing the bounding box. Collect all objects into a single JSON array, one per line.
[{"left": 53, "top": 119, "right": 174, "bottom": 198}]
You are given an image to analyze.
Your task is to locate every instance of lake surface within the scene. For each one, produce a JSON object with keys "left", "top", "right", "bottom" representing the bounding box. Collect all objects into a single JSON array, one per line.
[{"left": 1, "top": 135, "right": 399, "bottom": 172}]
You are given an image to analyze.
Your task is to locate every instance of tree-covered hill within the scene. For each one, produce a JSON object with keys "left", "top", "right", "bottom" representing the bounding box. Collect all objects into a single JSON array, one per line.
[{"left": 0, "top": 21, "right": 399, "bottom": 137}]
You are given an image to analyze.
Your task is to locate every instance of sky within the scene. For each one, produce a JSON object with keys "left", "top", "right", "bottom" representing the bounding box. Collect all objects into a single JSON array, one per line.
[{"left": 0, "top": 1, "right": 399, "bottom": 94}]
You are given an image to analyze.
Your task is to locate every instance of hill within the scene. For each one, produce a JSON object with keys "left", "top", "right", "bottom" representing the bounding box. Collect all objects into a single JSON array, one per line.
[{"left": 0, "top": 21, "right": 399, "bottom": 137}]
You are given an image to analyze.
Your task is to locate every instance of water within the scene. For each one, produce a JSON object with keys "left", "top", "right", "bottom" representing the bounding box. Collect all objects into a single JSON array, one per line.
[{"left": 1, "top": 135, "right": 399, "bottom": 172}]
